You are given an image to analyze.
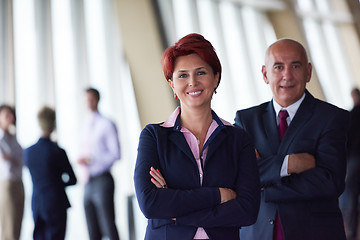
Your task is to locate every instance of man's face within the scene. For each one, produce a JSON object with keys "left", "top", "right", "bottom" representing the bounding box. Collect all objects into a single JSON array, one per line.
[
  {"left": 86, "top": 92, "right": 98, "bottom": 112},
  {"left": 262, "top": 40, "right": 312, "bottom": 107}
]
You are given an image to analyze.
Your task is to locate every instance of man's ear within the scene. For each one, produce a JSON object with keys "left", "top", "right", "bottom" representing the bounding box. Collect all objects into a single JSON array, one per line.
[
  {"left": 306, "top": 63, "right": 312, "bottom": 83},
  {"left": 262, "top": 65, "right": 269, "bottom": 84}
]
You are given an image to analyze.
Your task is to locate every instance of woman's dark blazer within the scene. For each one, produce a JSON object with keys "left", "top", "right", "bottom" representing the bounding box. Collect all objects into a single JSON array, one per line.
[{"left": 134, "top": 111, "right": 261, "bottom": 240}]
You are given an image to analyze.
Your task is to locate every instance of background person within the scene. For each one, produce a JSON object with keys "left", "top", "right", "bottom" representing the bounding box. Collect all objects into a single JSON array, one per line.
[
  {"left": 235, "top": 39, "right": 349, "bottom": 240},
  {"left": 78, "top": 87, "right": 121, "bottom": 240},
  {"left": 341, "top": 87, "right": 360, "bottom": 240},
  {"left": 24, "top": 106, "right": 77, "bottom": 240},
  {"left": 0, "top": 104, "right": 24, "bottom": 240},
  {"left": 134, "top": 33, "right": 261, "bottom": 240}
]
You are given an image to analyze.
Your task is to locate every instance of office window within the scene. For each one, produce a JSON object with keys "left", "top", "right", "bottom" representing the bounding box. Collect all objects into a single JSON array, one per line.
[
  {"left": 8, "top": 0, "right": 141, "bottom": 239},
  {"left": 296, "top": 0, "right": 357, "bottom": 109}
]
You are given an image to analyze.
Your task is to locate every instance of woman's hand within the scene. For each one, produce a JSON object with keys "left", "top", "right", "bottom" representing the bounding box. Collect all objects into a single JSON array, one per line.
[
  {"left": 219, "top": 188, "right": 236, "bottom": 203},
  {"left": 2, "top": 153, "right": 12, "bottom": 161},
  {"left": 150, "top": 166, "right": 168, "bottom": 189}
]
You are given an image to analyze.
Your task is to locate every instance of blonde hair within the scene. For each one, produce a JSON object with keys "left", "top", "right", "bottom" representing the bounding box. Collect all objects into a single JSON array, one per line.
[{"left": 38, "top": 106, "right": 56, "bottom": 133}]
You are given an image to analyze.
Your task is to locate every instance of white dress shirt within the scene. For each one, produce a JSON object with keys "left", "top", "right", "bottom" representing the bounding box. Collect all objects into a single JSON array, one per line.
[{"left": 80, "top": 111, "right": 121, "bottom": 177}]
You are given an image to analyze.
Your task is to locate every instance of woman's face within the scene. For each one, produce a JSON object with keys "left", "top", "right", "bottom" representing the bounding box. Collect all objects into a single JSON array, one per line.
[
  {"left": 170, "top": 53, "right": 219, "bottom": 111},
  {"left": 0, "top": 108, "right": 14, "bottom": 130}
]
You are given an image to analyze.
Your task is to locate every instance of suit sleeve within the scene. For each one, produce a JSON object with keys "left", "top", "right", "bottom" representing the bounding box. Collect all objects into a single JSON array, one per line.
[
  {"left": 134, "top": 125, "right": 221, "bottom": 219},
  {"left": 175, "top": 132, "right": 261, "bottom": 228},
  {"left": 264, "top": 110, "right": 349, "bottom": 202},
  {"left": 57, "top": 149, "right": 77, "bottom": 187},
  {"left": 234, "top": 110, "right": 282, "bottom": 187}
]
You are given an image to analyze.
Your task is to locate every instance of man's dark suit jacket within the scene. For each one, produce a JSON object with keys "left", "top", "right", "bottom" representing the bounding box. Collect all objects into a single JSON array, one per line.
[
  {"left": 234, "top": 90, "right": 349, "bottom": 240},
  {"left": 134, "top": 110, "right": 260, "bottom": 240},
  {"left": 347, "top": 104, "right": 360, "bottom": 156},
  {"left": 24, "top": 138, "right": 77, "bottom": 225}
]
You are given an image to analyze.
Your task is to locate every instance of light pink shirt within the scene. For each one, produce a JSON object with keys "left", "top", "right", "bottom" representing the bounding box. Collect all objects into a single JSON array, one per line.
[{"left": 161, "top": 107, "right": 232, "bottom": 239}]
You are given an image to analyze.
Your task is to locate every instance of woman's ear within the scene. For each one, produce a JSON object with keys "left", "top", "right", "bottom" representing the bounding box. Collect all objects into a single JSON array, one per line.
[
  {"left": 214, "top": 72, "right": 220, "bottom": 88},
  {"left": 168, "top": 79, "right": 174, "bottom": 90}
]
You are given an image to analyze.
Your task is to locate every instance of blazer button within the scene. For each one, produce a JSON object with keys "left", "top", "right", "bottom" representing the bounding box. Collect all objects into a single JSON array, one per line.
[{"left": 269, "top": 219, "right": 274, "bottom": 225}]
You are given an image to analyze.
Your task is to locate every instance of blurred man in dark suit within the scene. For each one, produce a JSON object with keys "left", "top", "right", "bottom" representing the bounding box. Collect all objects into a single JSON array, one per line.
[{"left": 24, "top": 106, "right": 77, "bottom": 240}]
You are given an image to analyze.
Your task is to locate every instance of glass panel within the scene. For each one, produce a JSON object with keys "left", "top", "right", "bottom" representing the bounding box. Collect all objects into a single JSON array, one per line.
[
  {"left": 173, "top": 0, "right": 199, "bottom": 38},
  {"left": 12, "top": 0, "right": 141, "bottom": 239},
  {"left": 157, "top": 0, "right": 277, "bottom": 121},
  {"left": 297, "top": 0, "right": 354, "bottom": 108}
]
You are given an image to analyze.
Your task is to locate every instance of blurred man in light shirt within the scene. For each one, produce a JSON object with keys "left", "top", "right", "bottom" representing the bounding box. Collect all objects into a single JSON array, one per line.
[{"left": 78, "top": 87, "right": 121, "bottom": 240}]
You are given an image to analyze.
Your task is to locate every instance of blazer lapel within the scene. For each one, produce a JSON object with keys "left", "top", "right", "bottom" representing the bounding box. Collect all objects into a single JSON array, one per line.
[
  {"left": 205, "top": 128, "right": 227, "bottom": 165},
  {"left": 263, "top": 101, "right": 281, "bottom": 151},
  {"left": 168, "top": 130, "right": 196, "bottom": 163}
]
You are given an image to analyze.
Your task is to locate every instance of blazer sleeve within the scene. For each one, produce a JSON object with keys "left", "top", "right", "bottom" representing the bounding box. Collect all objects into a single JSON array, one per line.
[
  {"left": 264, "top": 109, "right": 349, "bottom": 202},
  {"left": 134, "top": 125, "right": 221, "bottom": 219},
  {"left": 175, "top": 131, "right": 261, "bottom": 228},
  {"left": 56, "top": 148, "right": 77, "bottom": 187}
]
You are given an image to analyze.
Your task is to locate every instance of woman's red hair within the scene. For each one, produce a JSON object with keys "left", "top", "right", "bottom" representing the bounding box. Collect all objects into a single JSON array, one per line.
[{"left": 161, "top": 33, "right": 222, "bottom": 86}]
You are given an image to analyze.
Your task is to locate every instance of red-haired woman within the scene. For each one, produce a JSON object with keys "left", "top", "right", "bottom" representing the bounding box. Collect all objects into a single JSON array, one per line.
[{"left": 134, "top": 33, "right": 260, "bottom": 240}]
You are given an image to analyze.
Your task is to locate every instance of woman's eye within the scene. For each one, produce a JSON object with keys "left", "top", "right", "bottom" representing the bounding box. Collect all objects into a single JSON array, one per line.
[
  {"left": 179, "top": 73, "right": 187, "bottom": 78},
  {"left": 197, "top": 71, "right": 206, "bottom": 75}
]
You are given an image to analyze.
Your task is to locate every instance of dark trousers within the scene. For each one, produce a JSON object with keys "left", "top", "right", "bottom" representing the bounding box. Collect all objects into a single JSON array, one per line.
[
  {"left": 33, "top": 210, "right": 67, "bottom": 240},
  {"left": 84, "top": 171, "right": 120, "bottom": 240}
]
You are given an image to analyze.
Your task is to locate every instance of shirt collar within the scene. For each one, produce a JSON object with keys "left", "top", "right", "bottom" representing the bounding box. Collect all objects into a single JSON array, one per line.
[
  {"left": 160, "top": 106, "right": 232, "bottom": 130},
  {"left": 273, "top": 93, "right": 306, "bottom": 121}
]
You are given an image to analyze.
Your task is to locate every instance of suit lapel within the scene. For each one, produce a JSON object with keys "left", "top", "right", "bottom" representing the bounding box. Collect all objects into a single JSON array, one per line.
[
  {"left": 263, "top": 101, "right": 281, "bottom": 151},
  {"left": 279, "top": 90, "right": 315, "bottom": 152}
]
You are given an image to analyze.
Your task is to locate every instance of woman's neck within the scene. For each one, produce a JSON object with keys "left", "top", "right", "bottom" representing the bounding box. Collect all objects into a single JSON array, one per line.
[
  {"left": 0, "top": 126, "right": 10, "bottom": 135},
  {"left": 180, "top": 107, "right": 213, "bottom": 148}
]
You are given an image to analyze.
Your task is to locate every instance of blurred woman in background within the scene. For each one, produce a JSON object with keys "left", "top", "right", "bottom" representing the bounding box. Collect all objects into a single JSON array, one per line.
[{"left": 0, "top": 104, "right": 24, "bottom": 240}]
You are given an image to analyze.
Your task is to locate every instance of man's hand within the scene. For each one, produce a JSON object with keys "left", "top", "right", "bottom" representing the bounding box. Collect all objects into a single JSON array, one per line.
[
  {"left": 288, "top": 153, "right": 315, "bottom": 174},
  {"left": 219, "top": 188, "right": 236, "bottom": 203},
  {"left": 255, "top": 149, "right": 261, "bottom": 159},
  {"left": 78, "top": 157, "right": 91, "bottom": 165}
]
